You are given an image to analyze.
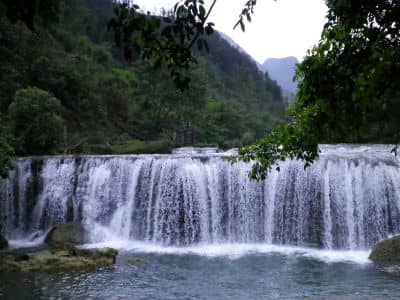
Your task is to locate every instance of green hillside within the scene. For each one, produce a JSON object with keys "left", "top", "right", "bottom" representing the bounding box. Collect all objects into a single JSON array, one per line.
[{"left": 0, "top": 0, "right": 285, "bottom": 158}]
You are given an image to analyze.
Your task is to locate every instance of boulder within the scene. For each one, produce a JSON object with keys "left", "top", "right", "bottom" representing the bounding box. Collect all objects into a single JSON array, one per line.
[
  {"left": 0, "top": 233, "right": 8, "bottom": 250},
  {"left": 369, "top": 236, "right": 400, "bottom": 262},
  {"left": 45, "top": 223, "right": 86, "bottom": 250}
]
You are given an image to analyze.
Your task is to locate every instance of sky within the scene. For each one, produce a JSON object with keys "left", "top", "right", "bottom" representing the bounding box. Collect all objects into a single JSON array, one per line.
[{"left": 133, "top": 0, "right": 328, "bottom": 63}]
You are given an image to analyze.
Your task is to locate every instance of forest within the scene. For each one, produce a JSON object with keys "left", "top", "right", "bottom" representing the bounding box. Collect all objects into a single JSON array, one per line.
[
  {"left": 0, "top": 0, "right": 285, "bottom": 175},
  {"left": 1, "top": 0, "right": 398, "bottom": 180}
]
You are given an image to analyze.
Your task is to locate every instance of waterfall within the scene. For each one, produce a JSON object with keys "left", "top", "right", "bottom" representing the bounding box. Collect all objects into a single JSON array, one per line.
[{"left": 1, "top": 145, "right": 399, "bottom": 250}]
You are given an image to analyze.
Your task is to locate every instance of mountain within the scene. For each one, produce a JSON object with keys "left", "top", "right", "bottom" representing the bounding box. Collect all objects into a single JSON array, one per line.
[
  {"left": 261, "top": 57, "right": 299, "bottom": 93},
  {"left": 218, "top": 32, "right": 246, "bottom": 54},
  {"left": 219, "top": 32, "right": 262, "bottom": 70}
]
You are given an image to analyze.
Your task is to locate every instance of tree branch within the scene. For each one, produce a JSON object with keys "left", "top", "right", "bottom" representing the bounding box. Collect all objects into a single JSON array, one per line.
[{"left": 187, "top": 0, "right": 217, "bottom": 50}]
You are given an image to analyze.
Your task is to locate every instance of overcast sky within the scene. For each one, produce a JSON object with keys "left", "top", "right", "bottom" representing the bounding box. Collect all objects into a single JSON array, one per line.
[{"left": 133, "top": 0, "right": 328, "bottom": 63}]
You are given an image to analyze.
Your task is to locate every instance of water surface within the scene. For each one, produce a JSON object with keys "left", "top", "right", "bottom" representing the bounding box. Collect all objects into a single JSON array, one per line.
[{"left": 1, "top": 244, "right": 399, "bottom": 300}]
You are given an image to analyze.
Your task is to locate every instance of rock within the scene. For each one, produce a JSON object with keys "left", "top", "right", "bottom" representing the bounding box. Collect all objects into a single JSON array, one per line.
[
  {"left": 75, "top": 247, "right": 118, "bottom": 262},
  {"left": 0, "top": 224, "right": 118, "bottom": 273},
  {"left": 0, "top": 246, "right": 118, "bottom": 272},
  {"left": 369, "top": 236, "right": 400, "bottom": 262},
  {"left": 96, "top": 248, "right": 118, "bottom": 264},
  {"left": 0, "top": 251, "right": 21, "bottom": 272},
  {"left": 0, "top": 233, "right": 8, "bottom": 250},
  {"left": 49, "top": 242, "right": 77, "bottom": 256},
  {"left": 45, "top": 223, "right": 86, "bottom": 250}
]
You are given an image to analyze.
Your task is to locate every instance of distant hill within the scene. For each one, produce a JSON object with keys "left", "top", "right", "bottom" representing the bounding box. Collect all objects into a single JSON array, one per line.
[{"left": 261, "top": 57, "right": 299, "bottom": 93}]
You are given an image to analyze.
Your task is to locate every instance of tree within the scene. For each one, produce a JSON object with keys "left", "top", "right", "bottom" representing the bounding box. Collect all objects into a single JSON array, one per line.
[
  {"left": 0, "top": 113, "right": 14, "bottom": 178},
  {"left": 239, "top": 0, "right": 400, "bottom": 178},
  {"left": 0, "top": 0, "right": 60, "bottom": 176},
  {"left": 110, "top": 0, "right": 399, "bottom": 178},
  {"left": 128, "top": 59, "right": 207, "bottom": 139},
  {"left": 8, "top": 87, "right": 64, "bottom": 155},
  {"left": 1, "top": 0, "right": 398, "bottom": 180},
  {"left": 108, "top": 0, "right": 216, "bottom": 90},
  {"left": 0, "top": 0, "right": 59, "bottom": 30}
]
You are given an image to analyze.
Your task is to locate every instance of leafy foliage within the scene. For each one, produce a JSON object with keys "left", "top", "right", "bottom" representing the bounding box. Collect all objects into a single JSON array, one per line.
[
  {"left": 0, "top": 0, "right": 59, "bottom": 30},
  {"left": 0, "top": 0, "right": 285, "bottom": 177},
  {"left": 8, "top": 87, "right": 64, "bottom": 155},
  {"left": 240, "top": 0, "right": 400, "bottom": 178},
  {"left": 0, "top": 113, "right": 14, "bottom": 178},
  {"left": 3, "top": 0, "right": 398, "bottom": 183},
  {"left": 108, "top": 0, "right": 216, "bottom": 90},
  {"left": 234, "top": 0, "right": 258, "bottom": 31}
]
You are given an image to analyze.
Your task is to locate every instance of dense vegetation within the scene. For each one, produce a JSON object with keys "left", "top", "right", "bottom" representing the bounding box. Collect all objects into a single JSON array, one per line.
[
  {"left": 0, "top": 0, "right": 285, "bottom": 176},
  {"left": 4, "top": 0, "right": 397, "bottom": 180},
  {"left": 103, "top": 0, "right": 400, "bottom": 180},
  {"left": 240, "top": 0, "right": 400, "bottom": 178}
]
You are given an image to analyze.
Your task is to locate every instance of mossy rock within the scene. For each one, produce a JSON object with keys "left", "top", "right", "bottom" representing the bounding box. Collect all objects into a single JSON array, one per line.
[
  {"left": 45, "top": 223, "right": 86, "bottom": 250},
  {"left": 369, "top": 236, "right": 400, "bottom": 262},
  {"left": 0, "top": 234, "right": 8, "bottom": 250},
  {"left": 0, "top": 247, "right": 118, "bottom": 272}
]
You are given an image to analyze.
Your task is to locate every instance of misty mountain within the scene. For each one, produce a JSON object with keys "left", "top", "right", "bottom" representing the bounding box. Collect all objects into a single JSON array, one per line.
[{"left": 261, "top": 57, "right": 299, "bottom": 93}]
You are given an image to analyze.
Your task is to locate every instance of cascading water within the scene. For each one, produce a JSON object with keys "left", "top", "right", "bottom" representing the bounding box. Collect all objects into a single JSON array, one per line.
[{"left": 1, "top": 145, "right": 399, "bottom": 250}]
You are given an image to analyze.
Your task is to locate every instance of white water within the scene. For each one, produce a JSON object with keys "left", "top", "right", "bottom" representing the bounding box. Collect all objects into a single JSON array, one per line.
[
  {"left": 80, "top": 241, "right": 371, "bottom": 264},
  {"left": 1, "top": 145, "right": 400, "bottom": 258}
]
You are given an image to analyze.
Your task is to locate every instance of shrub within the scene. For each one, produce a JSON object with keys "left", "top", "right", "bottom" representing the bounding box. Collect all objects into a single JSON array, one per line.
[{"left": 8, "top": 87, "right": 64, "bottom": 155}]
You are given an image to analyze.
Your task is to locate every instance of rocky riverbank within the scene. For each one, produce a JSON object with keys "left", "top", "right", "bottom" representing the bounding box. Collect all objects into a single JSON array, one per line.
[
  {"left": 0, "top": 223, "right": 118, "bottom": 272},
  {"left": 0, "top": 247, "right": 118, "bottom": 272}
]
